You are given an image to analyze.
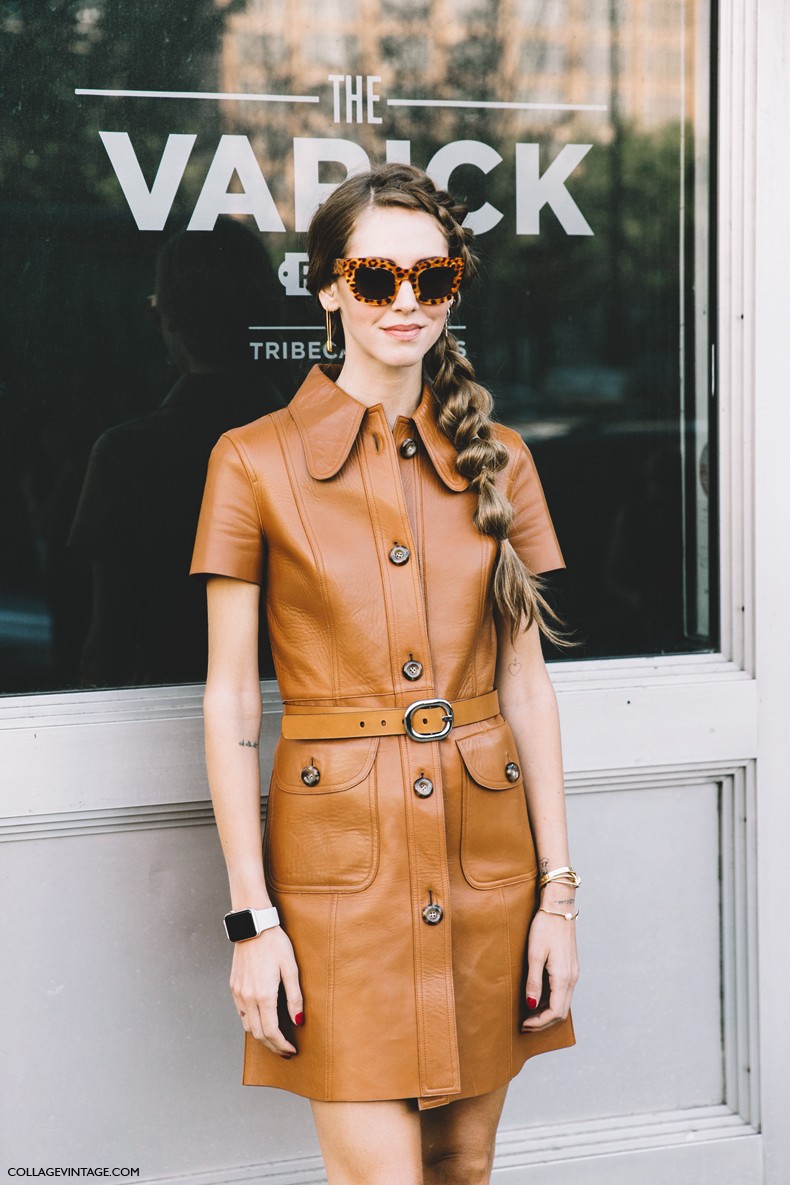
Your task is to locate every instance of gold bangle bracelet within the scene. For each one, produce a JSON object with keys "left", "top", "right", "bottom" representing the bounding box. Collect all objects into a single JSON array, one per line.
[
  {"left": 539, "top": 865, "right": 581, "bottom": 889},
  {"left": 539, "top": 906, "right": 579, "bottom": 921}
]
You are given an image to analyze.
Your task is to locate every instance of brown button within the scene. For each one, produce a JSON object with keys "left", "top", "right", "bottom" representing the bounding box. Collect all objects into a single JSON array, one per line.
[
  {"left": 422, "top": 902, "right": 444, "bottom": 925},
  {"left": 389, "top": 545, "right": 410, "bottom": 565},
  {"left": 403, "top": 659, "right": 423, "bottom": 681},
  {"left": 505, "top": 761, "right": 520, "bottom": 782},
  {"left": 400, "top": 437, "right": 418, "bottom": 458},
  {"left": 301, "top": 765, "right": 320, "bottom": 787},
  {"left": 413, "top": 776, "right": 434, "bottom": 798}
]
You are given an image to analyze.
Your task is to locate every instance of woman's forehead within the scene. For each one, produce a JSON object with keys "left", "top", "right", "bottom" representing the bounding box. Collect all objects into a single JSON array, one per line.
[{"left": 345, "top": 205, "right": 448, "bottom": 263}]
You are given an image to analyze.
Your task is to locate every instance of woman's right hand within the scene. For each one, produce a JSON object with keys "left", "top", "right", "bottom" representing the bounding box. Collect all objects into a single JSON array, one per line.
[{"left": 229, "top": 926, "right": 304, "bottom": 1057}]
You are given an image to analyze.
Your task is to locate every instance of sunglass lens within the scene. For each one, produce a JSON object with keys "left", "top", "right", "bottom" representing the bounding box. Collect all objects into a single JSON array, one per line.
[
  {"left": 353, "top": 264, "right": 397, "bottom": 302},
  {"left": 417, "top": 265, "right": 457, "bottom": 301}
]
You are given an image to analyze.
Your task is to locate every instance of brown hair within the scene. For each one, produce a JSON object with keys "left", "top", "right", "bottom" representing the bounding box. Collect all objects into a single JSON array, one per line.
[{"left": 306, "top": 162, "right": 564, "bottom": 645}]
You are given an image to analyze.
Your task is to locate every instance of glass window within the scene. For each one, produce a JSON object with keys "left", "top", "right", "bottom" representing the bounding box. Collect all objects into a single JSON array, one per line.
[
  {"left": 516, "top": 0, "right": 568, "bottom": 30},
  {"left": 1, "top": 0, "right": 715, "bottom": 693},
  {"left": 381, "top": 0, "right": 430, "bottom": 17},
  {"left": 380, "top": 35, "right": 431, "bottom": 75},
  {"left": 303, "top": 33, "right": 361, "bottom": 71}
]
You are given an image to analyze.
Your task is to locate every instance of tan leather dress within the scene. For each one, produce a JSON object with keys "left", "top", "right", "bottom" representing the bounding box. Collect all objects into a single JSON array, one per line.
[{"left": 191, "top": 364, "right": 575, "bottom": 1109}]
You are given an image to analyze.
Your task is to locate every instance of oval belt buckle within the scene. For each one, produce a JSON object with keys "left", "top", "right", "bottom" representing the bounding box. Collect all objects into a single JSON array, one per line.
[{"left": 403, "top": 698, "right": 454, "bottom": 743}]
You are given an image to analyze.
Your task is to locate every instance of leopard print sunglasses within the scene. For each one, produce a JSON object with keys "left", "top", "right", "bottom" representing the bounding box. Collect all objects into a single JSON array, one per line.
[{"left": 332, "top": 256, "right": 465, "bottom": 306}]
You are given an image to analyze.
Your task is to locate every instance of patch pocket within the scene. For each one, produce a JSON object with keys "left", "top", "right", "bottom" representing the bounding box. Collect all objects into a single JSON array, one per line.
[
  {"left": 264, "top": 735, "right": 379, "bottom": 893},
  {"left": 457, "top": 720, "right": 537, "bottom": 889}
]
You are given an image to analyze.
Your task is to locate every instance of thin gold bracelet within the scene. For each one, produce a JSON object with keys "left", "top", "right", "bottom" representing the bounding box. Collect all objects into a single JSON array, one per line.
[
  {"left": 539, "top": 865, "right": 581, "bottom": 889},
  {"left": 539, "top": 906, "right": 579, "bottom": 921}
]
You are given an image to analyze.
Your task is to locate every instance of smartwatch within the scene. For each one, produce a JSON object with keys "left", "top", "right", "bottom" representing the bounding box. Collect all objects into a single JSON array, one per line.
[{"left": 223, "top": 905, "right": 280, "bottom": 943}]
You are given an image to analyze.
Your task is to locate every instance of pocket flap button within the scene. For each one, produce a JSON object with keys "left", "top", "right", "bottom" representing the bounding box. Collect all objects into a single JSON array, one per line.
[
  {"left": 505, "top": 761, "right": 521, "bottom": 783},
  {"left": 301, "top": 765, "right": 321, "bottom": 787}
]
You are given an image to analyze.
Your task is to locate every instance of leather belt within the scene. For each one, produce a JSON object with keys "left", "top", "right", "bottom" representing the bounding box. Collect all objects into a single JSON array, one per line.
[{"left": 281, "top": 690, "right": 500, "bottom": 742}]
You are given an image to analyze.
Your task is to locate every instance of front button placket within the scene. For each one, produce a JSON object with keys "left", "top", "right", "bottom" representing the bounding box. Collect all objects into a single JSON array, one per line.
[
  {"left": 395, "top": 417, "right": 425, "bottom": 587},
  {"left": 360, "top": 408, "right": 460, "bottom": 1101}
]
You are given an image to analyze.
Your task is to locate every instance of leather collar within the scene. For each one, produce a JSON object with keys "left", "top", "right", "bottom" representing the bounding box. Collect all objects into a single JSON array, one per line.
[{"left": 289, "top": 365, "right": 468, "bottom": 491}]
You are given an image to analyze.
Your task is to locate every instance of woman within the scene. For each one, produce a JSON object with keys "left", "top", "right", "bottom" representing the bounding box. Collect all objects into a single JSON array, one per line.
[{"left": 191, "top": 163, "right": 579, "bottom": 1185}]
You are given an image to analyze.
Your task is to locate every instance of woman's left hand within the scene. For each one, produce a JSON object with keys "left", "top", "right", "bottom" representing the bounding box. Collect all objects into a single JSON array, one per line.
[{"left": 521, "top": 908, "right": 579, "bottom": 1031}]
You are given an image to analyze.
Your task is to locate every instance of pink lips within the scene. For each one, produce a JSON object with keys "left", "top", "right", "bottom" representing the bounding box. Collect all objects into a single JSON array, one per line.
[{"left": 382, "top": 324, "right": 422, "bottom": 341}]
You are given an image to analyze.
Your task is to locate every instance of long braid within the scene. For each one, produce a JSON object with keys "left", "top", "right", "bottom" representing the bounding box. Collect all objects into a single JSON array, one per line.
[
  {"left": 417, "top": 187, "right": 566, "bottom": 645},
  {"left": 429, "top": 328, "right": 565, "bottom": 645}
]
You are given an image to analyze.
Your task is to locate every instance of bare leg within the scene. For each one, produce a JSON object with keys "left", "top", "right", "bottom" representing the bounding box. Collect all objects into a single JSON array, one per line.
[
  {"left": 420, "top": 1085, "right": 508, "bottom": 1185},
  {"left": 311, "top": 1098, "right": 423, "bottom": 1185}
]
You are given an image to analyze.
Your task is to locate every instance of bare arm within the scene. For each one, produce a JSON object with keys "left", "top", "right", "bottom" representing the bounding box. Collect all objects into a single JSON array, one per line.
[
  {"left": 495, "top": 612, "right": 579, "bottom": 1030},
  {"left": 205, "top": 576, "right": 303, "bottom": 1055}
]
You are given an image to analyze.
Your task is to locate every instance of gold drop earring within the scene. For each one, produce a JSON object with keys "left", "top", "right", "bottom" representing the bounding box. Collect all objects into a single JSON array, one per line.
[{"left": 325, "top": 308, "right": 335, "bottom": 354}]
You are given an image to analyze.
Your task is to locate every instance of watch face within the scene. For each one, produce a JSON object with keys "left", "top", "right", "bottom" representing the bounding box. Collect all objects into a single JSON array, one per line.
[{"left": 224, "top": 909, "right": 258, "bottom": 942}]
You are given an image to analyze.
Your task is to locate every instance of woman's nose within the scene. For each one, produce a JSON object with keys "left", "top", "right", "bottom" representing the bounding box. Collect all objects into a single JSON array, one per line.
[{"left": 392, "top": 279, "right": 418, "bottom": 311}]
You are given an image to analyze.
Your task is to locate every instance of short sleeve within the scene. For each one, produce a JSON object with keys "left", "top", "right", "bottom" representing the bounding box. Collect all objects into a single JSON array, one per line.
[
  {"left": 507, "top": 438, "right": 564, "bottom": 575},
  {"left": 190, "top": 434, "right": 265, "bottom": 584}
]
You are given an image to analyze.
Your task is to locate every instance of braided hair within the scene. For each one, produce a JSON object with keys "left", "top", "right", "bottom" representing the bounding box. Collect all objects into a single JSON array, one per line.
[{"left": 306, "top": 162, "right": 565, "bottom": 645}]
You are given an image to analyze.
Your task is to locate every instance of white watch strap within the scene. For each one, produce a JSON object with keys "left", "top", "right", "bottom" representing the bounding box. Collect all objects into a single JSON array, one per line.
[{"left": 250, "top": 906, "right": 280, "bottom": 933}]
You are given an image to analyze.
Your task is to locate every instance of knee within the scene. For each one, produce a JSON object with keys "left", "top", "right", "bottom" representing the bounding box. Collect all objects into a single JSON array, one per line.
[{"left": 422, "top": 1148, "right": 495, "bottom": 1185}]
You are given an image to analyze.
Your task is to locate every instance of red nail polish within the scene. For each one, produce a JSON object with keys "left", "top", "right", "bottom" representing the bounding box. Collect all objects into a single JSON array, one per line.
[
  {"left": 295, "top": 1012, "right": 304, "bottom": 1026},
  {"left": 527, "top": 997, "right": 538, "bottom": 1010}
]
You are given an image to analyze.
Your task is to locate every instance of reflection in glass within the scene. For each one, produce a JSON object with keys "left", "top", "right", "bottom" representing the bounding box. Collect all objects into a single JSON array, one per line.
[
  {"left": 67, "top": 220, "right": 283, "bottom": 687},
  {"left": 1, "top": 0, "right": 715, "bottom": 693}
]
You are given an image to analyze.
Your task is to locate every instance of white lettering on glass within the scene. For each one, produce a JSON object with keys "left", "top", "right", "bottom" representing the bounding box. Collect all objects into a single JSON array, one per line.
[
  {"left": 328, "top": 75, "right": 344, "bottom": 123},
  {"left": 345, "top": 75, "right": 364, "bottom": 123},
  {"left": 98, "top": 131, "right": 196, "bottom": 231},
  {"left": 366, "top": 76, "right": 382, "bottom": 124},
  {"left": 515, "top": 143, "right": 593, "bottom": 235},
  {"left": 253, "top": 340, "right": 345, "bottom": 361},
  {"left": 427, "top": 140, "right": 504, "bottom": 234},
  {"left": 328, "top": 74, "right": 383, "bottom": 124},
  {"left": 278, "top": 253, "right": 310, "bottom": 296},
  {"left": 188, "top": 135, "right": 285, "bottom": 231},
  {"left": 293, "top": 137, "right": 370, "bottom": 230},
  {"left": 98, "top": 132, "right": 595, "bottom": 238}
]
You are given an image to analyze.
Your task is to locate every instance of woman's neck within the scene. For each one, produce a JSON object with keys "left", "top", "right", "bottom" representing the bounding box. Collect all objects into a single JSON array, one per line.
[{"left": 334, "top": 357, "right": 423, "bottom": 428}]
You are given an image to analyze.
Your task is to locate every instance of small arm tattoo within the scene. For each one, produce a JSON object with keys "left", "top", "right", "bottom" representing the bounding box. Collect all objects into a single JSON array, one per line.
[
  {"left": 507, "top": 655, "right": 522, "bottom": 675},
  {"left": 238, "top": 739, "right": 259, "bottom": 749},
  {"left": 555, "top": 896, "right": 576, "bottom": 906},
  {"left": 539, "top": 857, "right": 549, "bottom": 877}
]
